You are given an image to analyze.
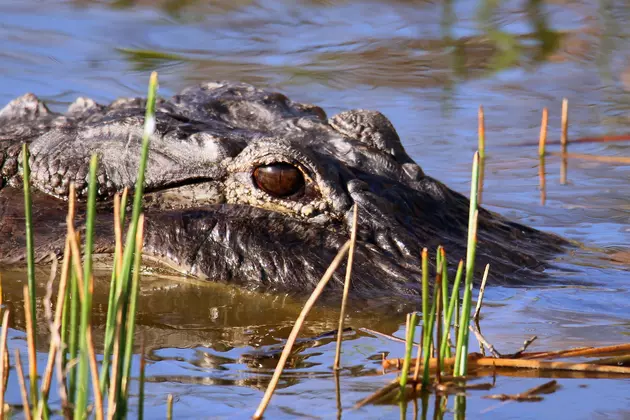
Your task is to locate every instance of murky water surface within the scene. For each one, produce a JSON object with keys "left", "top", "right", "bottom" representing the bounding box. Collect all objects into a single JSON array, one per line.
[{"left": 1, "top": 0, "right": 630, "bottom": 418}]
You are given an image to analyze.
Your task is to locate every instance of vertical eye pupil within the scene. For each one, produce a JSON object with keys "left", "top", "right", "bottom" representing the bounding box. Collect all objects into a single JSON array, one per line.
[{"left": 253, "top": 163, "right": 305, "bottom": 198}]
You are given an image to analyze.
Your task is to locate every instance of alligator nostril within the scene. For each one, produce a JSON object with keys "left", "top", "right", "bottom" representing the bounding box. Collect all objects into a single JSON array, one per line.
[{"left": 253, "top": 163, "right": 305, "bottom": 198}]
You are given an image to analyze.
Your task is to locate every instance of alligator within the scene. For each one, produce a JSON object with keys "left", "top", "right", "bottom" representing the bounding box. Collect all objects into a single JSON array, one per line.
[{"left": 0, "top": 82, "right": 567, "bottom": 299}]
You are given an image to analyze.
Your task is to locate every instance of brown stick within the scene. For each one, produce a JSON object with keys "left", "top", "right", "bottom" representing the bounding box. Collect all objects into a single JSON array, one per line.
[{"left": 384, "top": 354, "right": 630, "bottom": 375}]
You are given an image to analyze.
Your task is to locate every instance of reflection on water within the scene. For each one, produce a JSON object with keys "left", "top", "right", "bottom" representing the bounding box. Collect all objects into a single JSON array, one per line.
[{"left": 1, "top": 0, "right": 630, "bottom": 417}]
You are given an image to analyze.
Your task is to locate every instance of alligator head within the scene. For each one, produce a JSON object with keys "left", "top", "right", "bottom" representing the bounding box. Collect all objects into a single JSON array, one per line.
[{"left": 0, "top": 82, "right": 566, "bottom": 299}]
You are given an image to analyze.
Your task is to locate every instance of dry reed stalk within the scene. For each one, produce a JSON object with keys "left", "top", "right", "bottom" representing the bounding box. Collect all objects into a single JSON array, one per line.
[
  {"left": 538, "top": 108, "right": 548, "bottom": 205},
  {"left": 87, "top": 323, "right": 104, "bottom": 420},
  {"left": 477, "top": 106, "right": 486, "bottom": 204},
  {"left": 40, "top": 250, "right": 66, "bottom": 401},
  {"left": 333, "top": 204, "right": 358, "bottom": 370},
  {"left": 253, "top": 240, "right": 352, "bottom": 420},
  {"left": 333, "top": 370, "right": 342, "bottom": 418},
  {"left": 538, "top": 107, "right": 548, "bottom": 158},
  {"left": 560, "top": 98, "right": 568, "bottom": 184},
  {"left": 0, "top": 310, "right": 10, "bottom": 418},
  {"left": 46, "top": 240, "right": 72, "bottom": 411},
  {"left": 66, "top": 228, "right": 87, "bottom": 303},
  {"left": 413, "top": 317, "right": 422, "bottom": 381},
  {"left": 22, "top": 286, "right": 38, "bottom": 408},
  {"left": 478, "top": 105, "right": 485, "bottom": 158},
  {"left": 167, "top": 394, "right": 173, "bottom": 420},
  {"left": 15, "top": 350, "right": 32, "bottom": 420},
  {"left": 549, "top": 151, "right": 630, "bottom": 164},
  {"left": 107, "top": 305, "right": 125, "bottom": 420}
]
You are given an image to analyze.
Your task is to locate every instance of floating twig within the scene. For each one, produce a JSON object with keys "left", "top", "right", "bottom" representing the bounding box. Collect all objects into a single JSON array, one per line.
[
  {"left": 383, "top": 353, "right": 630, "bottom": 375},
  {"left": 522, "top": 343, "right": 630, "bottom": 360}
]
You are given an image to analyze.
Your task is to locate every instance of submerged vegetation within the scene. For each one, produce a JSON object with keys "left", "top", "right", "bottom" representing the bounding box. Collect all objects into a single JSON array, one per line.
[{"left": 0, "top": 72, "right": 629, "bottom": 420}]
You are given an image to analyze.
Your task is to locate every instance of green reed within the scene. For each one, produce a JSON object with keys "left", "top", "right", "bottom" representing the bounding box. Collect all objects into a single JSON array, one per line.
[
  {"left": 399, "top": 312, "right": 419, "bottom": 391},
  {"left": 10, "top": 72, "right": 159, "bottom": 419},
  {"left": 393, "top": 150, "right": 480, "bottom": 402},
  {"left": 74, "top": 154, "right": 99, "bottom": 418},
  {"left": 454, "top": 152, "right": 480, "bottom": 377}
]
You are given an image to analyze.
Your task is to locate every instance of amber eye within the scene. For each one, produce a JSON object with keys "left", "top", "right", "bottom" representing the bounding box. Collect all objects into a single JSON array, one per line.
[{"left": 253, "top": 163, "right": 305, "bottom": 198}]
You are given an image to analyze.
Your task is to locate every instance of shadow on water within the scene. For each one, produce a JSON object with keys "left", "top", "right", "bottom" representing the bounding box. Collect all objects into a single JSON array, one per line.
[{"left": 1, "top": 0, "right": 630, "bottom": 418}]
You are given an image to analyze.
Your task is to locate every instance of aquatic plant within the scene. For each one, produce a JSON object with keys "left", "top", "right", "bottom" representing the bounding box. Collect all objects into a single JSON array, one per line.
[{"left": 0, "top": 72, "right": 158, "bottom": 419}]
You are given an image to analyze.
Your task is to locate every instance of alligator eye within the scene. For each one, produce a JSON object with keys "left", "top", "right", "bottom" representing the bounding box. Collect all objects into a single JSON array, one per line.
[{"left": 253, "top": 163, "right": 305, "bottom": 198}]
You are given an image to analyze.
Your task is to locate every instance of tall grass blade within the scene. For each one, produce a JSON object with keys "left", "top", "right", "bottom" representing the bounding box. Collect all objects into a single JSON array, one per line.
[
  {"left": 75, "top": 154, "right": 99, "bottom": 418},
  {"left": 439, "top": 260, "right": 464, "bottom": 368},
  {"left": 111, "top": 73, "right": 158, "bottom": 415},
  {"left": 121, "top": 215, "right": 145, "bottom": 402},
  {"left": 138, "top": 339, "right": 146, "bottom": 420},
  {"left": 421, "top": 265, "right": 442, "bottom": 388},
  {"left": 439, "top": 250, "right": 451, "bottom": 359},
  {"left": 453, "top": 151, "right": 480, "bottom": 376}
]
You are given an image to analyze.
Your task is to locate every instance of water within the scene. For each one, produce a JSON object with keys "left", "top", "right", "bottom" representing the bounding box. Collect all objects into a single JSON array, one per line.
[{"left": 1, "top": 0, "right": 630, "bottom": 418}]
